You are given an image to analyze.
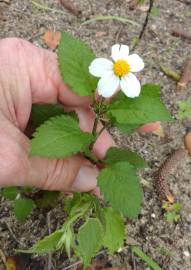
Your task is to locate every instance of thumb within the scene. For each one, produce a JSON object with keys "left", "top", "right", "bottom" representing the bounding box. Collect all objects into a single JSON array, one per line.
[{"left": 28, "top": 154, "right": 99, "bottom": 192}]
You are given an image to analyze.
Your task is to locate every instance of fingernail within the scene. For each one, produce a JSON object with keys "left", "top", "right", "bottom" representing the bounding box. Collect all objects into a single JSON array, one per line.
[{"left": 72, "top": 165, "right": 99, "bottom": 192}]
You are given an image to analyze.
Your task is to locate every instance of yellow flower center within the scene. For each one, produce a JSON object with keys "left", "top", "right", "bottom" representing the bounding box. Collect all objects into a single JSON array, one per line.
[{"left": 113, "top": 59, "right": 130, "bottom": 77}]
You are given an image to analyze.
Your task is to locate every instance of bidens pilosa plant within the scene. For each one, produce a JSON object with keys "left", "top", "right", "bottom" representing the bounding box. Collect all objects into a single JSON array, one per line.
[{"left": 19, "top": 32, "right": 171, "bottom": 267}]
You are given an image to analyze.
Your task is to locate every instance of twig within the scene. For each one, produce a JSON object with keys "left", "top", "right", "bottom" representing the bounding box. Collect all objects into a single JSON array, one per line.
[
  {"left": 0, "top": 249, "right": 6, "bottom": 265},
  {"left": 155, "top": 148, "right": 187, "bottom": 203},
  {"left": 46, "top": 212, "right": 54, "bottom": 270},
  {"left": 159, "top": 64, "right": 181, "bottom": 81},
  {"left": 4, "top": 221, "right": 25, "bottom": 247},
  {"left": 31, "top": 0, "right": 66, "bottom": 15},
  {"left": 171, "top": 25, "right": 191, "bottom": 41},
  {"left": 132, "top": 0, "right": 154, "bottom": 50},
  {"left": 177, "top": 58, "right": 191, "bottom": 90},
  {"left": 61, "top": 250, "right": 106, "bottom": 270},
  {"left": 176, "top": 0, "right": 191, "bottom": 5},
  {"left": 82, "top": 15, "right": 140, "bottom": 27},
  {"left": 115, "top": 25, "right": 123, "bottom": 43}
]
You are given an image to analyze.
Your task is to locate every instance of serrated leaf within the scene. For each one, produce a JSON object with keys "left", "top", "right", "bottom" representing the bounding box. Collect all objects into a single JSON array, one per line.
[
  {"left": 102, "top": 208, "right": 125, "bottom": 254},
  {"left": 108, "top": 84, "right": 172, "bottom": 131},
  {"left": 116, "top": 123, "right": 140, "bottom": 134},
  {"left": 18, "top": 230, "right": 63, "bottom": 254},
  {"left": 76, "top": 218, "right": 104, "bottom": 267},
  {"left": 58, "top": 31, "right": 98, "bottom": 96},
  {"left": 30, "top": 115, "right": 94, "bottom": 158},
  {"left": 98, "top": 162, "right": 142, "bottom": 218},
  {"left": 31, "top": 104, "right": 65, "bottom": 128},
  {"left": 2, "top": 187, "right": 19, "bottom": 200},
  {"left": 13, "top": 198, "right": 35, "bottom": 221},
  {"left": 104, "top": 147, "right": 147, "bottom": 169}
]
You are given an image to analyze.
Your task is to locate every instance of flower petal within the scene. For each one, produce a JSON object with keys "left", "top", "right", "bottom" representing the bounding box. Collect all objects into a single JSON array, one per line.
[
  {"left": 89, "top": 58, "right": 113, "bottom": 77},
  {"left": 118, "top": 45, "right": 129, "bottom": 60},
  {"left": 111, "top": 44, "right": 129, "bottom": 61},
  {"left": 120, "top": 73, "right": 141, "bottom": 98},
  {"left": 127, "top": 54, "right": 144, "bottom": 72},
  {"left": 98, "top": 72, "right": 119, "bottom": 98},
  {"left": 111, "top": 44, "right": 120, "bottom": 61}
]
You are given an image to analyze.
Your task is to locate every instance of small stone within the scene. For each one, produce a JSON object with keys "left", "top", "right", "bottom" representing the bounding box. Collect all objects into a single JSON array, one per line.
[
  {"left": 151, "top": 213, "right": 156, "bottom": 218},
  {"left": 183, "top": 251, "right": 190, "bottom": 257}
]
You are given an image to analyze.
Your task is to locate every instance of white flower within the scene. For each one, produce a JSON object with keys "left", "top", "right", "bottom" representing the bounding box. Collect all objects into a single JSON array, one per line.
[{"left": 89, "top": 44, "right": 144, "bottom": 98}]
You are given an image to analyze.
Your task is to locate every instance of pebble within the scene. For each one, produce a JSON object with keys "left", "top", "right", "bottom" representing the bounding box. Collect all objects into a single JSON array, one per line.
[{"left": 183, "top": 251, "right": 190, "bottom": 257}]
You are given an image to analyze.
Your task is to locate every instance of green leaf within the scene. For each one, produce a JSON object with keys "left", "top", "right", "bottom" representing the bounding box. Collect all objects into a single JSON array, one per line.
[
  {"left": 116, "top": 123, "right": 140, "bottom": 134},
  {"left": 58, "top": 32, "right": 98, "bottom": 96},
  {"left": 35, "top": 191, "right": 60, "bottom": 208},
  {"left": 76, "top": 218, "right": 104, "bottom": 267},
  {"left": 102, "top": 208, "right": 125, "bottom": 254},
  {"left": 13, "top": 198, "right": 35, "bottom": 221},
  {"left": 30, "top": 115, "right": 94, "bottom": 158},
  {"left": 2, "top": 187, "right": 19, "bottom": 200},
  {"left": 98, "top": 162, "right": 142, "bottom": 218},
  {"left": 104, "top": 147, "right": 147, "bottom": 169},
  {"left": 132, "top": 246, "right": 163, "bottom": 270},
  {"left": 18, "top": 230, "right": 63, "bottom": 254},
  {"left": 31, "top": 104, "right": 65, "bottom": 128},
  {"left": 108, "top": 84, "right": 172, "bottom": 132}
]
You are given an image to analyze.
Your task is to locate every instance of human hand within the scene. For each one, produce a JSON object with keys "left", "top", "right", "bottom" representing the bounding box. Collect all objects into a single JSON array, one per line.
[
  {"left": 0, "top": 38, "right": 159, "bottom": 193},
  {"left": 0, "top": 38, "right": 116, "bottom": 192}
]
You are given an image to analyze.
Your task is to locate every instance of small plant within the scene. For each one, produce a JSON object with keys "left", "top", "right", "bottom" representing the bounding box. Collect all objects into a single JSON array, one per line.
[
  {"left": 14, "top": 32, "right": 171, "bottom": 267},
  {"left": 2, "top": 187, "right": 35, "bottom": 221},
  {"left": 177, "top": 99, "right": 191, "bottom": 120},
  {"left": 162, "top": 202, "right": 182, "bottom": 222}
]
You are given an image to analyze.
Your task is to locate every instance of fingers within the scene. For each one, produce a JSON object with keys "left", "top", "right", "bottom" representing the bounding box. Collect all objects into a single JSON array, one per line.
[
  {"left": 137, "top": 121, "right": 161, "bottom": 134},
  {"left": 74, "top": 107, "right": 116, "bottom": 159},
  {"left": 18, "top": 37, "right": 92, "bottom": 107},
  {"left": 28, "top": 154, "right": 98, "bottom": 192}
]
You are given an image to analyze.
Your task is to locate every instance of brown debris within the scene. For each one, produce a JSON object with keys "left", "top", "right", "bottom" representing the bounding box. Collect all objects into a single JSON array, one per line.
[
  {"left": 171, "top": 25, "right": 191, "bottom": 41},
  {"left": 177, "top": 58, "right": 191, "bottom": 90},
  {"left": 155, "top": 148, "right": 188, "bottom": 203},
  {"left": 184, "top": 130, "right": 191, "bottom": 155},
  {"left": 42, "top": 30, "right": 61, "bottom": 50},
  {"left": 60, "top": 0, "right": 80, "bottom": 16}
]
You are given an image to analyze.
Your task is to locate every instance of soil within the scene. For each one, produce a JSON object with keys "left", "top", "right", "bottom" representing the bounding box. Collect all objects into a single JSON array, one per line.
[{"left": 0, "top": 0, "right": 191, "bottom": 269}]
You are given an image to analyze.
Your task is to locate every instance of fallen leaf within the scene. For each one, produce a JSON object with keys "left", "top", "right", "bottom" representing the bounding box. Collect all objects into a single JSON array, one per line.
[
  {"left": 6, "top": 255, "right": 30, "bottom": 270},
  {"left": 152, "top": 125, "right": 165, "bottom": 138},
  {"left": 137, "top": 4, "right": 150, "bottom": 12},
  {"left": 95, "top": 31, "right": 107, "bottom": 38},
  {"left": 60, "top": 0, "right": 80, "bottom": 16},
  {"left": 42, "top": 30, "right": 61, "bottom": 50}
]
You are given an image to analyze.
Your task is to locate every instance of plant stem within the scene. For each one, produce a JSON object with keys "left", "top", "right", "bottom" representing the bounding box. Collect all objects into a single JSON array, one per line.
[{"left": 92, "top": 116, "right": 99, "bottom": 137}]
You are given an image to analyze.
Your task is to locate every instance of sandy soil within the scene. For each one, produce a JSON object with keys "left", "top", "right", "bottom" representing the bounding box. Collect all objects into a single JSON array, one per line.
[{"left": 0, "top": 0, "right": 191, "bottom": 269}]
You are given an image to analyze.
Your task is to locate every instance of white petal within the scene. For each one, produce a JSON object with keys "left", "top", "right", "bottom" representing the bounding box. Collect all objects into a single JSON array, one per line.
[
  {"left": 98, "top": 72, "right": 119, "bottom": 98},
  {"left": 111, "top": 44, "right": 120, "bottom": 61},
  {"left": 111, "top": 44, "right": 129, "bottom": 61},
  {"left": 118, "top": 45, "right": 129, "bottom": 60},
  {"left": 89, "top": 58, "right": 113, "bottom": 77},
  {"left": 120, "top": 73, "right": 141, "bottom": 98},
  {"left": 127, "top": 54, "right": 144, "bottom": 72}
]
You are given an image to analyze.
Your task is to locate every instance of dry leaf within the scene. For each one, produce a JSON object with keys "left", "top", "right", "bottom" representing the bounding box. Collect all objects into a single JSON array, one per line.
[
  {"left": 137, "top": 4, "right": 150, "bottom": 12},
  {"left": 60, "top": 0, "right": 80, "bottom": 16},
  {"left": 152, "top": 125, "right": 165, "bottom": 138},
  {"left": 6, "top": 255, "right": 30, "bottom": 270},
  {"left": 42, "top": 30, "right": 61, "bottom": 50}
]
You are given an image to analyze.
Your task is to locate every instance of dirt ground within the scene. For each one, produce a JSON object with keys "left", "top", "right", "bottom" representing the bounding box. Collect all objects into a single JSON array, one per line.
[{"left": 0, "top": 0, "right": 191, "bottom": 269}]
